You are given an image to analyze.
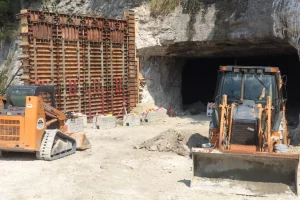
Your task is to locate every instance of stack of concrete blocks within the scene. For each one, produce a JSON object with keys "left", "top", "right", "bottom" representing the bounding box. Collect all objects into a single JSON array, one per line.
[
  {"left": 65, "top": 118, "right": 84, "bottom": 133},
  {"left": 123, "top": 114, "right": 141, "bottom": 127},
  {"left": 93, "top": 115, "right": 117, "bottom": 130}
]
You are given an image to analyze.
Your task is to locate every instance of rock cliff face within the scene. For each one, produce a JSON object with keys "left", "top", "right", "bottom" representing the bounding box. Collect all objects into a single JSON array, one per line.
[
  {"left": 20, "top": 0, "right": 299, "bottom": 57},
  {"left": 13, "top": 0, "right": 300, "bottom": 59},
  {"left": 273, "top": 0, "right": 300, "bottom": 57},
  {"left": 0, "top": 0, "right": 299, "bottom": 111},
  {"left": 140, "top": 57, "right": 184, "bottom": 114},
  {"left": 134, "top": 0, "right": 300, "bottom": 57}
]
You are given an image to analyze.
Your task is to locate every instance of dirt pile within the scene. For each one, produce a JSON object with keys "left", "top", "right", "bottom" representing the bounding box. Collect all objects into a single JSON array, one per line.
[
  {"left": 290, "top": 125, "right": 300, "bottom": 146},
  {"left": 137, "top": 129, "right": 208, "bottom": 156},
  {"left": 183, "top": 101, "right": 206, "bottom": 115}
]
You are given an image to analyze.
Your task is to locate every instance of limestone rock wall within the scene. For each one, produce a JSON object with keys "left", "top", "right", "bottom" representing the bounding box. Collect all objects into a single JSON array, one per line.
[
  {"left": 0, "top": 0, "right": 299, "bottom": 112},
  {"left": 140, "top": 57, "right": 184, "bottom": 114},
  {"left": 273, "top": 0, "right": 300, "bottom": 57}
]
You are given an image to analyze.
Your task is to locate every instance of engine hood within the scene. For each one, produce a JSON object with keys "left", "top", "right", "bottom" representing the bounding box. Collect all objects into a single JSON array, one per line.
[{"left": 232, "top": 100, "right": 259, "bottom": 120}]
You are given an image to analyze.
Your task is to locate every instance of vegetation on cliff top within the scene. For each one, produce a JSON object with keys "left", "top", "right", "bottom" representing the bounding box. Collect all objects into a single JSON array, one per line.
[
  {"left": 0, "top": 0, "right": 18, "bottom": 43},
  {"left": 150, "top": 0, "right": 180, "bottom": 17}
]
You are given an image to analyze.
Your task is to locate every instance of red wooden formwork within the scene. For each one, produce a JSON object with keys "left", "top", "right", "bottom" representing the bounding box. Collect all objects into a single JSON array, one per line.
[{"left": 19, "top": 9, "right": 137, "bottom": 119}]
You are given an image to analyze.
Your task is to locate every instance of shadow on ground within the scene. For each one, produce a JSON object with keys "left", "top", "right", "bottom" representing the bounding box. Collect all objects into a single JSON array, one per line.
[
  {"left": 0, "top": 152, "right": 37, "bottom": 161},
  {"left": 186, "top": 133, "right": 209, "bottom": 158},
  {"left": 177, "top": 179, "right": 191, "bottom": 187}
]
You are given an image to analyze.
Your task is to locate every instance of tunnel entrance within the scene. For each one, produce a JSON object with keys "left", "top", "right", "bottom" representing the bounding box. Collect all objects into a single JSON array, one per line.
[{"left": 181, "top": 53, "right": 300, "bottom": 124}]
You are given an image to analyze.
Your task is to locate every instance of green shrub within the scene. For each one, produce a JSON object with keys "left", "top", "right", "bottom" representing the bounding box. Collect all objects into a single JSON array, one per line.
[
  {"left": 0, "top": 0, "right": 18, "bottom": 43},
  {"left": 150, "top": 0, "right": 180, "bottom": 17},
  {"left": 0, "top": 66, "right": 8, "bottom": 95}
]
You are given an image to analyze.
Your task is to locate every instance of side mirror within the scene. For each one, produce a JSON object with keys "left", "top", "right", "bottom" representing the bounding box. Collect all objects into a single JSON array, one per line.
[{"left": 214, "top": 94, "right": 220, "bottom": 102}]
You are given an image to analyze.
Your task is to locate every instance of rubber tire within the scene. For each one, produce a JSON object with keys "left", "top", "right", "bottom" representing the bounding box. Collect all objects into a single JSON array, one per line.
[{"left": 0, "top": 150, "right": 3, "bottom": 157}]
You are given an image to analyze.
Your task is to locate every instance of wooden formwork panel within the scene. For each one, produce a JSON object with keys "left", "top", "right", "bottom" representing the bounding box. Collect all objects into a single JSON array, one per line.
[{"left": 19, "top": 9, "right": 137, "bottom": 119}]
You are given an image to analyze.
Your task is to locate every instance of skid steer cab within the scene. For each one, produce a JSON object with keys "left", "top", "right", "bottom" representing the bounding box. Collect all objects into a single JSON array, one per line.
[
  {"left": 191, "top": 66, "right": 300, "bottom": 196},
  {"left": 0, "top": 85, "right": 90, "bottom": 160}
]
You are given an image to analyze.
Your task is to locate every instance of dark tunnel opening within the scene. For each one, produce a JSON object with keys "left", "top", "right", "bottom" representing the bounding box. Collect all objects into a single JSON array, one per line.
[{"left": 181, "top": 53, "right": 300, "bottom": 124}]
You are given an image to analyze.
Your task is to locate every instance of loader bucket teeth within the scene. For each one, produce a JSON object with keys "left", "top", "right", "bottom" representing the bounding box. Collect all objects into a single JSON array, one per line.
[
  {"left": 191, "top": 148, "right": 300, "bottom": 196},
  {"left": 69, "top": 132, "right": 91, "bottom": 150}
]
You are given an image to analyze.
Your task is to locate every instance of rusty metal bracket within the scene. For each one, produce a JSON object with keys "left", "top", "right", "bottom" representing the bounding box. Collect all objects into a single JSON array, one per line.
[
  {"left": 88, "top": 42, "right": 91, "bottom": 87},
  {"left": 33, "top": 38, "right": 37, "bottom": 82},
  {"left": 77, "top": 40, "right": 81, "bottom": 113},
  {"left": 19, "top": 9, "right": 137, "bottom": 118},
  {"left": 110, "top": 41, "right": 114, "bottom": 111},
  {"left": 62, "top": 39, "right": 66, "bottom": 113},
  {"left": 50, "top": 39, "right": 54, "bottom": 84},
  {"left": 101, "top": 42, "right": 104, "bottom": 87},
  {"left": 110, "top": 42, "right": 113, "bottom": 82},
  {"left": 88, "top": 41, "right": 92, "bottom": 118}
]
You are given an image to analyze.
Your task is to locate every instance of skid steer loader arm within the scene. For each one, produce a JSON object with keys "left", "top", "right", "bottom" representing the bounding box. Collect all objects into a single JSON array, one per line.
[
  {"left": 43, "top": 102, "right": 91, "bottom": 150},
  {"left": 0, "top": 96, "right": 6, "bottom": 109}
]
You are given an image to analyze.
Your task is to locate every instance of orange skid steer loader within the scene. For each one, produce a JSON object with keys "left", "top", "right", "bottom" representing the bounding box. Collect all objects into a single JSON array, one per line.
[
  {"left": 191, "top": 66, "right": 300, "bottom": 196},
  {"left": 0, "top": 85, "right": 91, "bottom": 160}
]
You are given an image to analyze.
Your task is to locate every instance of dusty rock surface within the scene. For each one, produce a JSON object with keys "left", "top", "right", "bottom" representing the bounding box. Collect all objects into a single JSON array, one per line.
[
  {"left": 1, "top": 0, "right": 300, "bottom": 114},
  {"left": 138, "top": 128, "right": 209, "bottom": 156},
  {"left": 183, "top": 101, "right": 207, "bottom": 115},
  {"left": 139, "top": 57, "right": 184, "bottom": 114},
  {"left": 0, "top": 114, "right": 299, "bottom": 200}
]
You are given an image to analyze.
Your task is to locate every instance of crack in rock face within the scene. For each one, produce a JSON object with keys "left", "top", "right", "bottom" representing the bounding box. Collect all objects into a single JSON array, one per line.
[
  {"left": 2, "top": 0, "right": 300, "bottom": 88},
  {"left": 272, "top": 0, "right": 300, "bottom": 59},
  {"left": 134, "top": 0, "right": 299, "bottom": 59}
]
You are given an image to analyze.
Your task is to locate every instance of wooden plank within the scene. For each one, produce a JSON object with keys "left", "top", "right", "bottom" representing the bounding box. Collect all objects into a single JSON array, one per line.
[{"left": 77, "top": 40, "right": 81, "bottom": 113}]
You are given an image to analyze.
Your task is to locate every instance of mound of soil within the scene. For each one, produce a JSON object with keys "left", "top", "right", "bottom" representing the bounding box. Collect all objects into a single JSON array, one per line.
[
  {"left": 138, "top": 129, "right": 209, "bottom": 156},
  {"left": 183, "top": 101, "right": 206, "bottom": 115}
]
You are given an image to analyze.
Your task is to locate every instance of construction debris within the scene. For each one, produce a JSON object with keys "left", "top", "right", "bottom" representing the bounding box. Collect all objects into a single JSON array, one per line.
[
  {"left": 142, "top": 108, "right": 169, "bottom": 122},
  {"left": 93, "top": 115, "right": 117, "bottom": 130},
  {"left": 123, "top": 113, "right": 141, "bottom": 127},
  {"left": 183, "top": 101, "right": 206, "bottom": 115},
  {"left": 137, "top": 129, "right": 209, "bottom": 156},
  {"left": 65, "top": 118, "right": 85, "bottom": 133},
  {"left": 289, "top": 114, "right": 300, "bottom": 145}
]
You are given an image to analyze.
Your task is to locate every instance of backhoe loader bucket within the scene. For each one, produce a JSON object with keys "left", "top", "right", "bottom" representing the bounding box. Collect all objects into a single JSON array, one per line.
[
  {"left": 191, "top": 148, "right": 300, "bottom": 196},
  {"left": 69, "top": 132, "right": 91, "bottom": 150}
]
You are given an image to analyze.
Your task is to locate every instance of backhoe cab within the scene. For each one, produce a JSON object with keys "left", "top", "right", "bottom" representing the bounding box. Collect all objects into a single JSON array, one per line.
[
  {"left": 212, "top": 66, "right": 288, "bottom": 147},
  {"left": 191, "top": 66, "right": 300, "bottom": 196}
]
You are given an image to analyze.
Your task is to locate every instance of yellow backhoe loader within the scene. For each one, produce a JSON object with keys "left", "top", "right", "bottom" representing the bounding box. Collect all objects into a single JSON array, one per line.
[
  {"left": 0, "top": 85, "right": 91, "bottom": 160},
  {"left": 191, "top": 66, "right": 300, "bottom": 196}
]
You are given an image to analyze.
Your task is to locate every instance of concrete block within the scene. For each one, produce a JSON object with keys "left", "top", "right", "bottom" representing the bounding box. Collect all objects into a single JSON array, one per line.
[
  {"left": 144, "top": 112, "right": 157, "bottom": 122},
  {"left": 96, "top": 115, "right": 117, "bottom": 130},
  {"left": 65, "top": 118, "right": 84, "bottom": 133},
  {"left": 156, "top": 108, "right": 168, "bottom": 118},
  {"left": 77, "top": 113, "right": 88, "bottom": 127},
  {"left": 123, "top": 114, "right": 141, "bottom": 126}
]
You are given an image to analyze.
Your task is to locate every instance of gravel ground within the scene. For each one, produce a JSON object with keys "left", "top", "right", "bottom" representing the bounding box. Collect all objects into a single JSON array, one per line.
[{"left": 0, "top": 114, "right": 298, "bottom": 200}]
